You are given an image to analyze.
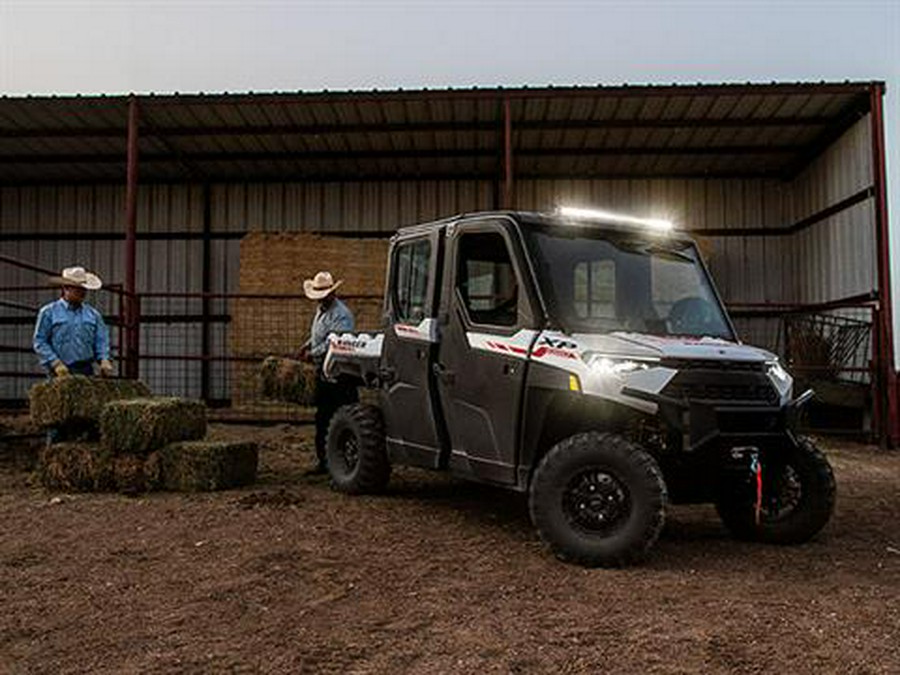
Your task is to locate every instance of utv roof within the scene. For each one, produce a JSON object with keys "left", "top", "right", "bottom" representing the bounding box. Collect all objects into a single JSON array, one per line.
[{"left": 394, "top": 210, "right": 695, "bottom": 241}]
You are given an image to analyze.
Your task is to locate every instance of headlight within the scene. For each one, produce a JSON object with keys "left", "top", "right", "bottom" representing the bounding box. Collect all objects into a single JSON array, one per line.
[
  {"left": 584, "top": 353, "right": 659, "bottom": 377},
  {"left": 766, "top": 360, "right": 790, "bottom": 386}
]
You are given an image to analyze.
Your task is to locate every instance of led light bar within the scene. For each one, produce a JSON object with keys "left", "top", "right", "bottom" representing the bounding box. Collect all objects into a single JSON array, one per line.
[{"left": 556, "top": 205, "right": 673, "bottom": 231}]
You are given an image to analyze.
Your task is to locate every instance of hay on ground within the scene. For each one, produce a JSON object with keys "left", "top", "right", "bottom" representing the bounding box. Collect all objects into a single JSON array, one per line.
[
  {"left": 100, "top": 397, "right": 207, "bottom": 457},
  {"left": 29, "top": 376, "right": 151, "bottom": 430},
  {"left": 161, "top": 441, "right": 259, "bottom": 492},
  {"left": 259, "top": 356, "right": 317, "bottom": 406}
]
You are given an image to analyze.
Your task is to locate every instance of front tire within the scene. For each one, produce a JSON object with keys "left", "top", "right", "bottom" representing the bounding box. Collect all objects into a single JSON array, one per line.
[
  {"left": 326, "top": 404, "right": 391, "bottom": 494},
  {"left": 716, "top": 437, "right": 835, "bottom": 544},
  {"left": 529, "top": 432, "right": 667, "bottom": 567}
]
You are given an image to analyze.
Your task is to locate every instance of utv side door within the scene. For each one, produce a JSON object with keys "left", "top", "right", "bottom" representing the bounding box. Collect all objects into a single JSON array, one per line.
[
  {"left": 380, "top": 231, "right": 447, "bottom": 468},
  {"left": 434, "top": 218, "right": 538, "bottom": 485}
]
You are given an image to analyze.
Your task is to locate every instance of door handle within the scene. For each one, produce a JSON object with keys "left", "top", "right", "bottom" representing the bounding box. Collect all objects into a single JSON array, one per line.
[
  {"left": 503, "top": 362, "right": 517, "bottom": 376},
  {"left": 433, "top": 362, "right": 455, "bottom": 385}
]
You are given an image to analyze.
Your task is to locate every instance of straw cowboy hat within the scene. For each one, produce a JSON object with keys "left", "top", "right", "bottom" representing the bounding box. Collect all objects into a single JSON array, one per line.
[
  {"left": 303, "top": 270, "right": 343, "bottom": 300},
  {"left": 50, "top": 266, "right": 103, "bottom": 290}
]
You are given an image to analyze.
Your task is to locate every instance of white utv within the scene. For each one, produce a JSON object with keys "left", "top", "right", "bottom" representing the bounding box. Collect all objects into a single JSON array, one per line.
[{"left": 322, "top": 208, "right": 835, "bottom": 567}]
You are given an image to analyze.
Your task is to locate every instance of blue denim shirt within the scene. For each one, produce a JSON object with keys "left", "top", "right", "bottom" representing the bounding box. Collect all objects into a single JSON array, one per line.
[
  {"left": 305, "top": 299, "right": 355, "bottom": 359},
  {"left": 33, "top": 298, "right": 111, "bottom": 368}
]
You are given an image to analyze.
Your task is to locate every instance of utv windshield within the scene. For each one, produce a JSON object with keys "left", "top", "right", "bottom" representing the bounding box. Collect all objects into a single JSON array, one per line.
[{"left": 524, "top": 225, "right": 734, "bottom": 340}]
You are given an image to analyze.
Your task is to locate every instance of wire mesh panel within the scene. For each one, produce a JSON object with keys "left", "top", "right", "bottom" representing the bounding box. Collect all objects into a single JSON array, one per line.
[
  {"left": 783, "top": 308, "right": 874, "bottom": 434},
  {"left": 785, "top": 311, "right": 873, "bottom": 385}
]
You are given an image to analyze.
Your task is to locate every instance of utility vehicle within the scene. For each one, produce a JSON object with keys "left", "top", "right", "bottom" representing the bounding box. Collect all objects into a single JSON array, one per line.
[{"left": 322, "top": 208, "right": 835, "bottom": 566}]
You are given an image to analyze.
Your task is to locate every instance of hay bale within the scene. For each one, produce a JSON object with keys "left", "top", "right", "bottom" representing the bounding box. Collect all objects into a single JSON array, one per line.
[
  {"left": 37, "top": 442, "right": 112, "bottom": 491},
  {"left": 100, "top": 397, "right": 207, "bottom": 457},
  {"left": 29, "top": 376, "right": 151, "bottom": 430},
  {"left": 260, "top": 356, "right": 317, "bottom": 405},
  {"left": 112, "top": 452, "right": 163, "bottom": 494},
  {"left": 160, "top": 441, "right": 259, "bottom": 492},
  {"left": 37, "top": 442, "right": 162, "bottom": 493}
]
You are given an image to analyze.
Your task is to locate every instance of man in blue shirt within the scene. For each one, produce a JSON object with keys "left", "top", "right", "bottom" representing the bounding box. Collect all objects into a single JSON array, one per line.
[
  {"left": 33, "top": 266, "right": 113, "bottom": 378},
  {"left": 300, "top": 270, "right": 358, "bottom": 474}
]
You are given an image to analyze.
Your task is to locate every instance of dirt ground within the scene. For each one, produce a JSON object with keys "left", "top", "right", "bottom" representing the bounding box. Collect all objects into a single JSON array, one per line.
[{"left": 1, "top": 421, "right": 898, "bottom": 675}]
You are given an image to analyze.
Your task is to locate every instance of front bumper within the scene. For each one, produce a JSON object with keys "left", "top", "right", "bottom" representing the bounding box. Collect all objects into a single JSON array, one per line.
[{"left": 622, "top": 386, "right": 814, "bottom": 452}]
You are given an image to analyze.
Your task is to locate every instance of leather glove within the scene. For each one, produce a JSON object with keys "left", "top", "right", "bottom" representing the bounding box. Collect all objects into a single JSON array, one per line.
[
  {"left": 99, "top": 359, "right": 114, "bottom": 377},
  {"left": 52, "top": 360, "right": 70, "bottom": 377}
]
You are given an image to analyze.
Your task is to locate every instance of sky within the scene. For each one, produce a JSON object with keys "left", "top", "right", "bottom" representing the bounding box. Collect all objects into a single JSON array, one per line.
[
  {"left": 1, "top": 0, "right": 898, "bottom": 311},
  {"left": 0, "top": 0, "right": 896, "bottom": 96}
]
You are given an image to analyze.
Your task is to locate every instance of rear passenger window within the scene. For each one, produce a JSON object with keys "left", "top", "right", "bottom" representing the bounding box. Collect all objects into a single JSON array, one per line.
[{"left": 393, "top": 239, "right": 431, "bottom": 323}]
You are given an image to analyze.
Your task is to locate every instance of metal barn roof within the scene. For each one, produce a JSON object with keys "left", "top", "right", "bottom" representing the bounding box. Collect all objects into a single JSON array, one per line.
[{"left": 0, "top": 81, "right": 881, "bottom": 185}]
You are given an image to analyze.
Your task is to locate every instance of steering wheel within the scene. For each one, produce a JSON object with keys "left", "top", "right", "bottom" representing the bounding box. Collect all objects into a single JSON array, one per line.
[{"left": 668, "top": 296, "right": 719, "bottom": 335}]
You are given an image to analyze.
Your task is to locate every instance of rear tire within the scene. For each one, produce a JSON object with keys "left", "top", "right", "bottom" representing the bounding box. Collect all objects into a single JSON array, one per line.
[
  {"left": 326, "top": 404, "right": 391, "bottom": 494},
  {"left": 716, "top": 437, "right": 835, "bottom": 544},
  {"left": 529, "top": 432, "right": 667, "bottom": 567}
]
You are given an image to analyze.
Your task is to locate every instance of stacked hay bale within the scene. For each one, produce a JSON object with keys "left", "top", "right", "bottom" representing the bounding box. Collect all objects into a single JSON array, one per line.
[
  {"left": 101, "top": 397, "right": 258, "bottom": 493},
  {"left": 31, "top": 378, "right": 258, "bottom": 494},
  {"left": 37, "top": 442, "right": 163, "bottom": 494},
  {"left": 231, "top": 232, "right": 388, "bottom": 407},
  {"left": 160, "top": 441, "right": 259, "bottom": 492},
  {"left": 100, "top": 397, "right": 208, "bottom": 456},
  {"left": 29, "top": 375, "right": 151, "bottom": 439}
]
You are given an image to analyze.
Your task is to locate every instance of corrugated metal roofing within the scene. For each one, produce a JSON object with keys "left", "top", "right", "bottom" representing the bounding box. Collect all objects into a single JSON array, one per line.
[{"left": 0, "top": 81, "right": 879, "bottom": 184}]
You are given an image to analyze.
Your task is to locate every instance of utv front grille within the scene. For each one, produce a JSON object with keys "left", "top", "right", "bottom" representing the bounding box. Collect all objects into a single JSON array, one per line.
[
  {"left": 661, "top": 358, "right": 766, "bottom": 373},
  {"left": 665, "top": 381, "right": 779, "bottom": 404},
  {"left": 662, "top": 362, "right": 779, "bottom": 405}
]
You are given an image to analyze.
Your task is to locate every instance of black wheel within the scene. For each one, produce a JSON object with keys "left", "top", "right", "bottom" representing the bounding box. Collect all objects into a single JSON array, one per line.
[
  {"left": 325, "top": 404, "right": 390, "bottom": 494},
  {"left": 716, "top": 437, "right": 835, "bottom": 544},
  {"left": 529, "top": 432, "right": 667, "bottom": 567}
]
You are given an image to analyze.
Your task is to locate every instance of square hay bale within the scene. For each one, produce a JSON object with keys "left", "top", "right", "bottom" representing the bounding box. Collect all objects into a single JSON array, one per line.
[
  {"left": 37, "top": 442, "right": 162, "bottom": 493},
  {"left": 29, "top": 376, "right": 152, "bottom": 430},
  {"left": 100, "top": 397, "right": 207, "bottom": 457},
  {"left": 160, "top": 441, "right": 259, "bottom": 492},
  {"left": 259, "top": 356, "right": 317, "bottom": 405},
  {"left": 37, "top": 442, "right": 112, "bottom": 492}
]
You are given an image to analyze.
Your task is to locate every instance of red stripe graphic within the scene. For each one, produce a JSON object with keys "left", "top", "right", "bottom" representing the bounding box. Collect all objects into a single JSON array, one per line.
[{"left": 532, "top": 346, "right": 578, "bottom": 360}]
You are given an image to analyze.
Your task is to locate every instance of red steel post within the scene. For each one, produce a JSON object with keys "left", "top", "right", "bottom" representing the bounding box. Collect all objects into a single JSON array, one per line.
[
  {"left": 124, "top": 96, "right": 140, "bottom": 379},
  {"left": 869, "top": 83, "right": 897, "bottom": 446}
]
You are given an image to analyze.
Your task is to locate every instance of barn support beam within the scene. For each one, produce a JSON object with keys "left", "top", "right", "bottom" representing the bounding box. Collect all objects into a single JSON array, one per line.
[
  {"left": 502, "top": 97, "right": 514, "bottom": 209},
  {"left": 0, "top": 115, "right": 839, "bottom": 141},
  {"left": 868, "top": 83, "right": 897, "bottom": 446},
  {"left": 124, "top": 96, "right": 140, "bottom": 380},
  {"left": 0, "top": 145, "right": 805, "bottom": 165}
]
